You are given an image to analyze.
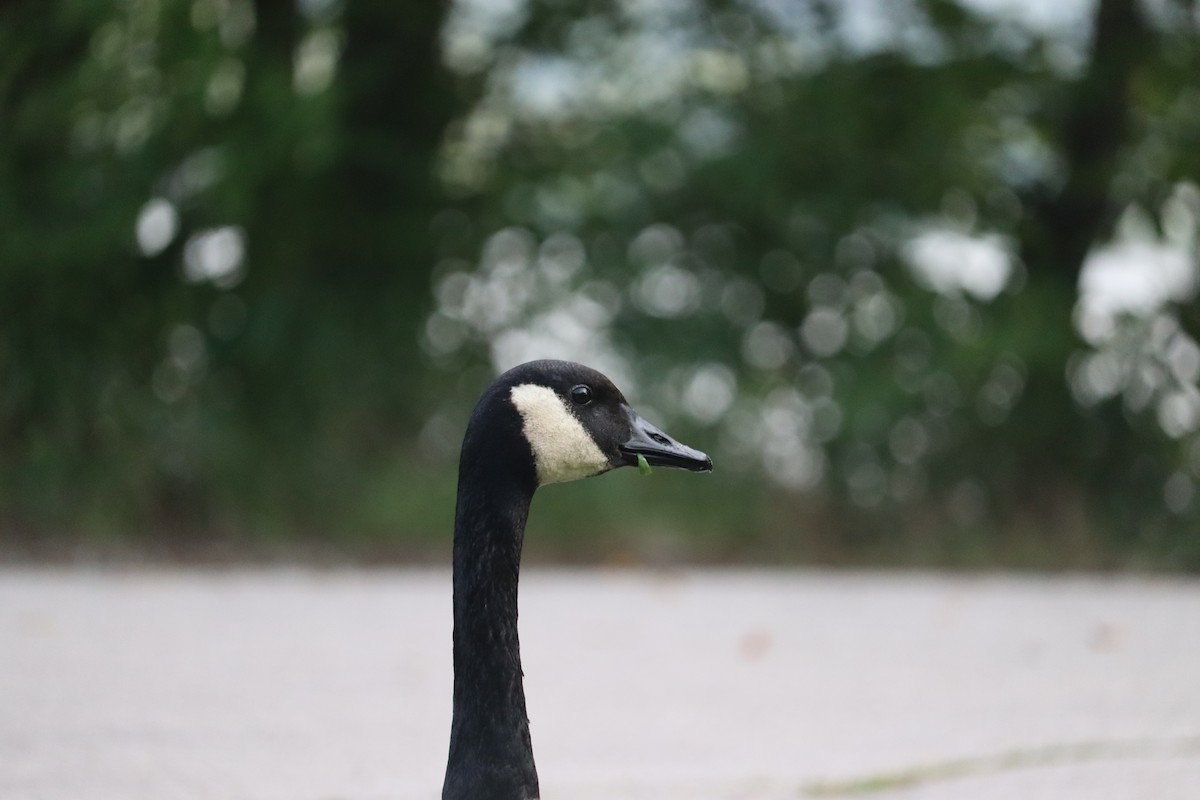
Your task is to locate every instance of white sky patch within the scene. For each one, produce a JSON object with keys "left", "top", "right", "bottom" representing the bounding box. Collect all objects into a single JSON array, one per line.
[
  {"left": 682, "top": 363, "right": 737, "bottom": 425},
  {"left": 511, "top": 57, "right": 583, "bottom": 117},
  {"left": 489, "top": 296, "right": 632, "bottom": 395},
  {"left": 183, "top": 226, "right": 246, "bottom": 288},
  {"left": 136, "top": 198, "right": 179, "bottom": 257},
  {"left": 903, "top": 227, "right": 1013, "bottom": 301},
  {"left": 957, "top": 0, "right": 1093, "bottom": 36},
  {"left": 742, "top": 321, "right": 794, "bottom": 370},
  {"left": 441, "top": 0, "right": 526, "bottom": 74},
  {"left": 755, "top": 386, "right": 826, "bottom": 489},
  {"left": 1076, "top": 242, "right": 1195, "bottom": 343},
  {"left": 633, "top": 263, "right": 701, "bottom": 318},
  {"left": 1068, "top": 190, "right": 1200, "bottom": 441},
  {"left": 800, "top": 308, "right": 848, "bottom": 357},
  {"left": 1076, "top": 197, "right": 1199, "bottom": 345}
]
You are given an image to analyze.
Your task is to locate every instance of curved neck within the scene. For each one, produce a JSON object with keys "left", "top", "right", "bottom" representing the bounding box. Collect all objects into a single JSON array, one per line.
[{"left": 443, "top": 460, "right": 540, "bottom": 800}]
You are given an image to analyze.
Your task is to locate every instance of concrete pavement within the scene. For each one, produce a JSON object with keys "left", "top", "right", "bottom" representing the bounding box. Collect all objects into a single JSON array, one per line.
[{"left": 2, "top": 568, "right": 1198, "bottom": 799}]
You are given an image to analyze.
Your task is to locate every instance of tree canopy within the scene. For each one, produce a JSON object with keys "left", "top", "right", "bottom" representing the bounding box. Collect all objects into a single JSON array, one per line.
[{"left": 2, "top": 0, "right": 1198, "bottom": 565}]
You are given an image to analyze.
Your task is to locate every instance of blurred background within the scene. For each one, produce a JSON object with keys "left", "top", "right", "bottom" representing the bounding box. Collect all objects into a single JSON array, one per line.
[{"left": 2, "top": 0, "right": 1198, "bottom": 568}]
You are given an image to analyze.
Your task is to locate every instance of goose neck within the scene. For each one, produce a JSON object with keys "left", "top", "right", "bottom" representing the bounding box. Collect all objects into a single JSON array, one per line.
[{"left": 444, "top": 469, "right": 539, "bottom": 800}]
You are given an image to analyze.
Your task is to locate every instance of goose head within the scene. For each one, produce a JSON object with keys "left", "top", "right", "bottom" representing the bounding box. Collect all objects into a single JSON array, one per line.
[
  {"left": 446, "top": 359, "right": 710, "bottom": 800},
  {"left": 475, "top": 360, "right": 712, "bottom": 488}
]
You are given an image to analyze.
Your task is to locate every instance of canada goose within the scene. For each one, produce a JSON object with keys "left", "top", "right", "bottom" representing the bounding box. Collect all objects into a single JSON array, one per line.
[{"left": 442, "top": 359, "right": 712, "bottom": 800}]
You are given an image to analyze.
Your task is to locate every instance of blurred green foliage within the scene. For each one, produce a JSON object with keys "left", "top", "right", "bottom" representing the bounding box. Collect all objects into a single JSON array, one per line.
[{"left": 1, "top": 0, "right": 1198, "bottom": 566}]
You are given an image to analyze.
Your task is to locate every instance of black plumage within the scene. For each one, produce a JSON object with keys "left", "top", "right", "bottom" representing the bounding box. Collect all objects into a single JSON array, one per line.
[{"left": 442, "top": 360, "right": 711, "bottom": 800}]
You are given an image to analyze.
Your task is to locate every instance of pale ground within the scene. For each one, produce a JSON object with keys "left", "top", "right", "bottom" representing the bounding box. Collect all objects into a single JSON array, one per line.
[{"left": 2, "top": 568, "right": 1199, "bottom": 800}]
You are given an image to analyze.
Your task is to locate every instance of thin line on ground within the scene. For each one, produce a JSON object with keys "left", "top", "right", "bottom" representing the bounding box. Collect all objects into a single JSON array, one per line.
[{"left": 803, "top": 734, "right": 1200, "bottom": 796}]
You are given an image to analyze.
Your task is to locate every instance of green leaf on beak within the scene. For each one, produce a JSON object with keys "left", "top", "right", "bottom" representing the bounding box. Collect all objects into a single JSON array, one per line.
[{"left": 637, "top": 453, "right": 652, "bottom": 476}]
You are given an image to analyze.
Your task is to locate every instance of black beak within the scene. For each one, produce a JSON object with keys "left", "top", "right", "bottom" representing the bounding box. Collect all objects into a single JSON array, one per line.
[{"left": 619, "top": 406, "right": 713, "bottom": 473}]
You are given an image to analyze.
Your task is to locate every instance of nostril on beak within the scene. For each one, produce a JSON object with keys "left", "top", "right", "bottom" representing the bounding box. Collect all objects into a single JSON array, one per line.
[{"left": 649, "top": 432, "right": 670, "bottom": 446}]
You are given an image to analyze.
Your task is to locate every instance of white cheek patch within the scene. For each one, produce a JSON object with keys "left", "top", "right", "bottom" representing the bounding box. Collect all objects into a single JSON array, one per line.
[{"left": 510, "top": 383, "right": 610, "bottom": 486}]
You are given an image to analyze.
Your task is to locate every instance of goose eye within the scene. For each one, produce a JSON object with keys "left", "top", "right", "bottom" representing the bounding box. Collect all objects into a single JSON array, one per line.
[{"left": 569, "top": 384, "right": 593, "bottom": 405}]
